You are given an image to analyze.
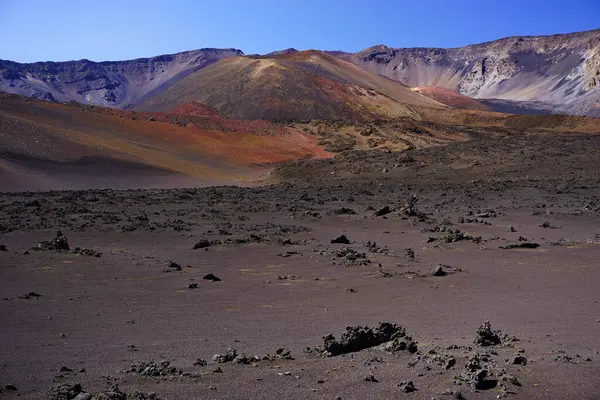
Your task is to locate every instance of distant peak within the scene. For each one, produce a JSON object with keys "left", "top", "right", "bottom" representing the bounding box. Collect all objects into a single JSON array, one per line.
[{"left": 264, "top": 48, "right": 299, "bottom": 57}]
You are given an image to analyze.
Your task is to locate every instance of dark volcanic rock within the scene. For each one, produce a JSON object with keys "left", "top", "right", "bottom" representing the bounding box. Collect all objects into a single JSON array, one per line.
[
  {"left": 167, "top": 261, "right": 182, "bottom": 271},
  {"left": 213, "top": 347, "right": 238, "bottom": 363},
  {"left": 18, "top": 291, "right": 41, "bottom": 299},
  {"left": 500, "top": 243, "right": 540, "bottom": 249},
  {"left": 432, "top": 265, "right": 447, "bottom": 276},
  {"left": 474, "top": 321, "right": 501, "bottom": 346},
  {"left": 374, "top": 206, "right": 392, "bottom": 217},
  {"left": 48, "top": 383, "right": 83, "bottom": 400},
  {"left": 193, "top": 239, "right": 212, "bottom": 249},
  {"left": 323, "top": 322, "right": 411, "bottom": 356},
  {"left": 398, "top": 380, "right": 416, "bottom": 393},
  {"left": 331, "top": 234, "right": 350, "bottom": 244},
  {"left": 72, "top": 247, "right": 102, "bottom": 257},
  {"left": 129, "top": 360, "right": 182, "bottom": 376},
  {"left": 34, "top": 231, "right": 70, "bottom": 251},
  {"left": 0, "top": 244, "right": 7, "bottom": 251},
  {"left": 203, "top": 273, "right": 221, "bottom": 282}
]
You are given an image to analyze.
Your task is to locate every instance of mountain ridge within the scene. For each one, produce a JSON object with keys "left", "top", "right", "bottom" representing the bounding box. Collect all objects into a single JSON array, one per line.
[{"left": 1, "top": 28, "right": 599, "bottom": 117}]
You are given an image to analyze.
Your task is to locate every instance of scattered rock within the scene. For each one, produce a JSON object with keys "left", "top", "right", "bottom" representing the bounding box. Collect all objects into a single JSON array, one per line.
[
  {"left": 4, "top": 384, "right": 17, "bottom": 391},
  {"left": 508, "top": 225, "right": 516, "bottom": 232},
  {"left": 432, "top": 265, "right": 447, "bottom": 276},
  {"left": 322, "top": 322, "right": 414, "bottom": 356},
  {"left": 167, "top": 261, "right": 182, "bottom": 271},
  {"left": 474, "top": 321, "right": 501, "bottom": 346},
  {"left": 364, "top": 374, "right": 378, "bottom": 382},
  {"left": 233, "top": 353, "right": 260, "bottom": 364},
  {"left": 264, "top": 348, "right": 294, "bottom": 360},
  {"left": 193, "top": 239, "right": 212, "bottom": 249},
  {"left": 72, "top": 247, "right": 102, "bottom": 257},
  {"left": 332, "top": 207, "right": 356, "bottom": 215},
  {"left": 374, "top": 206, "right": 392, "bottom": 217},
  {"left": 188, "top": 283, "right": 198, "bottom": 289},
  {"left": 511, "top": 355, "right": 527, "bottom": 365},
  {"left": 213, "top": 347, "right": 238, "bottom": 363},
  {"left": 128, "top": 360, "right": 182, "bottom": 376},
  {"left": 203, "top": 273, "right": 221, "bottom": 282},
  {"left": 500, "top": 243, "right": 540, "bottom": 249},
  {"left": 193, "top": 358, "right": 207, "bottom": 367},
  {"left": 49, "top": 383, "right": 160, "bottom": 400},
  {"left": 18, "top": 291, "right": 41, "bottom": 299},
  {"left": 48, "top": 383, "right": 83, "bottom": 400},
  {"left": 398, "top": 380, "right": 416, "bottom": 393},
  {"left": 0, "top": 245, "right": 7, "bottom": 251},
  {"left": 331, "top": 235, "right": 350, "bottom": 244},
  {"left": 34, "top": 231, "right": 70, "bottom": 251}
]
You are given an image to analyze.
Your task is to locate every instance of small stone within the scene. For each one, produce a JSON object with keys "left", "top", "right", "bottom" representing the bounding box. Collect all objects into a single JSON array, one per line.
[
  {"left": 364, "top": 374, "right": 378, "bottom": 382},
  {"left": 374, "top": 206, "right": 392, "bottom": 217},
  {"left": 188, "top": 283, "right": 198, "bottom": 289},
  {"left": 5, "top": 384, "right": 17, "bottom": 391},
  {"left": 194, "top": 358, "right": 207, "bottom": 366},
  {"left": 203, "top": 273, "right": 221, "bottom": 282},
  {"left": 432, "top": 265, "right": 447, "bottom": 276},
  {"left": 193, "top": 239, "right": 212, "bottom": 250},
  {"left": 168, "top": 261, "right": 182, "bottom": 270},
  {"left": 511, "top": 355, "right": 527, "bottom": 365}
]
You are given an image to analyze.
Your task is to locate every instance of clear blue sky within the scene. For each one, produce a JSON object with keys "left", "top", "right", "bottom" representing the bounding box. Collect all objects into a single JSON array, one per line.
[{"left": 1, "top": 0, "right": 599, "bottom": 63}]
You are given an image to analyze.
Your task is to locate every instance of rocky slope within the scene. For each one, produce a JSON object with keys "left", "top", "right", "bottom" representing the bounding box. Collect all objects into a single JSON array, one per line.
[
  {"left": 338, "top": 29, "right": 600, "bottom": 116},
  {"left": 0, "top": 48, "right": 243, "bottom": 108}
]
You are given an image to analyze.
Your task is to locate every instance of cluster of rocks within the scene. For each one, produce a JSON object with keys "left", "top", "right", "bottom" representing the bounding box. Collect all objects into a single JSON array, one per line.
[
  {"left": 322, "top": 322, "right": 417, "bottom": 356},
  {"left": 48, "top": 383, "right": 160, "bottom": 400},
  {"left": 31, "top": 231, "right": 101, "bottom": 257},
  {"left": 212, "top": 347, "right": 294, "bottom": 364},
  {"left": 34, "top": 231, "right": 70, "bottom": 251},
  {"left": 127, "top": 360, "right": 183, "bottom": 377},
  {"left": 427, "top": 231, "right": 482, "bottom": 244},
  {"left": 365, "top": 241, "right": 395, "bottom": 256},
  {"left": 317, "top": 246, "right": 370, "bottom": 266}
]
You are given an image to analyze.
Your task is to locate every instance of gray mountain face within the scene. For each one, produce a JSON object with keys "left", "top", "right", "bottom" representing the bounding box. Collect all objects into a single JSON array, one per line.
[
  {"left": 338, "top": 29, "right": 600, "bottom": 117},
  {"left": 0, "top": 48, "right": 243, "bottom": 108}
]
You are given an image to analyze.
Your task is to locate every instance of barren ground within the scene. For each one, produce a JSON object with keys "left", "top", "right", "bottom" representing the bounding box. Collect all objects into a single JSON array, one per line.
[{"left": 1, "top": 151, "right": 600, "bottom": 399}]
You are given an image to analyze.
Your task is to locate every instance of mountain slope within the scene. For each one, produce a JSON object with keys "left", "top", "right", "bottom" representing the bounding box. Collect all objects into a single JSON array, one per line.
[
  {"left": 0, "top": 48, "right": 243, "bottom": 108},
  {"left": 338, "top": 29, "right": 600, "bottom": 116},
  {"left": 137, "top": 51, "right": 445, "bottom": 120},
  {"left": 0, "top": 92, "right": 329, "bottom": 191}
]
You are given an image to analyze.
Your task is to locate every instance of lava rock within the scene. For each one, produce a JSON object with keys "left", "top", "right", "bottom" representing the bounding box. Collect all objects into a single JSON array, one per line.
[
  {"left": 35, "top": 231, "right": 70, "bottom": 251},
  {"left": 203, "top": 273, "right": 221, "bottom": 282},
  {"left": 432, "top": 265, "right": 447, "bottom": 276},
  {"left": 331, "top": 235, "right": 350, "bottom": 244},
  {"left": 511, "top": 355, "right": 527, "bottom": 365},
  {"left": 213, "top": 347, "right": 238, "bottom": 363},
  {"left": 374, "top": 206, "right": 392, "bottom": 217},
  {"left": 398, "top": 380, "right": 416, "bottom": 393},
  {"left": 323, "top": 322, "right": 411, "bottom": 356},
  {"left": 193, "top": 239, "right": 212, "bottom": 249},
  {"left": 500, "top": 243, "right": 540, "bottom": 249},
  {"left": 474, "top": 321, "right": 502, "bottom": 346}
]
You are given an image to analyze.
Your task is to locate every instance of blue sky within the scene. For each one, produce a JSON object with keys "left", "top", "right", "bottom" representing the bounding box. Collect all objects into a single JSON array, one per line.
[{"left": 1, "top": 0, "right": 599, "bottom": 63}]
